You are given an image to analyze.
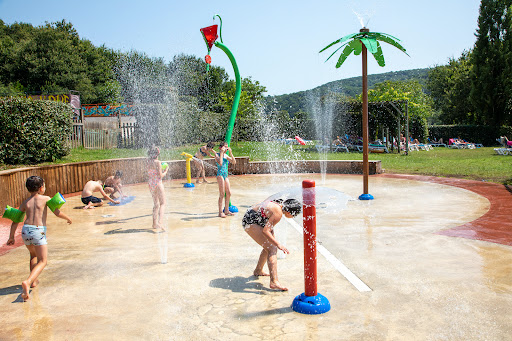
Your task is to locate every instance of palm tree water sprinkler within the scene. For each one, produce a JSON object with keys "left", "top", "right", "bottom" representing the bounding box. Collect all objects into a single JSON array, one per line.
[
  {"left": 320, "top": 27, "right": 408, "bottom": 200},
  {"left": 200, "top": 15, "right": 240, "bottom": 212}
]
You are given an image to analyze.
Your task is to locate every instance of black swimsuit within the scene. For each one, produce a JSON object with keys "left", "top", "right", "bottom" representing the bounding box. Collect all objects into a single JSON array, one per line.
[{"left": 242, "top": 208, "right": 269, "bottom": 228}]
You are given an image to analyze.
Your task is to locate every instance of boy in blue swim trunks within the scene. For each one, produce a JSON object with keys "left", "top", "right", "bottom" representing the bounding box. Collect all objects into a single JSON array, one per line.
[{"left": 6, "top": 176, "right": 72, "bottom": 301}]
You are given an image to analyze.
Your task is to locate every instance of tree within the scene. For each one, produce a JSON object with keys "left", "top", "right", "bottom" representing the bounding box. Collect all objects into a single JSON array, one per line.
[
  {"left": 168, "top": 54, "right": 229, "bottom": 112},
  {"left": 470, "top": 0, "right": 512, "bottom": 126},
  {"left": 0, "top": 20, "right": 119, "bottom": 103},
  {"left": 219, "top": 77, "right": 266, "bottom": 119},
  {"left": 364, "top": 80, "right": 433, "bottom": 141},
  {"left": 427, "top": 51, "right": 474, "bottom": 124}
]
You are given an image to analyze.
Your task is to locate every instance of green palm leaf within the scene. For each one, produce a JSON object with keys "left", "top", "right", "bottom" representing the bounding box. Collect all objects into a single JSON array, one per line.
[
  {"left": 336, "top": 40, "right": 361, "bottom": 68},
  {"left": 352, "top": 40, "right": 363, "bottom": 55},
  {"left": 319, "top": 32, "right": 361, "bottom": 53},
  {"left": 370, "top": 40, "right": 385, "bottom": 66},
  {"left": 372, "top": 32, "right": 409, "bottom": 56},
  {"left": 360, "top": 37, "right": 378, "bottom": 54},
  {"left": 324, "top": 42, "right": 349, "bottom": 62},
  {"left": 370, "top": 31, "right": 401, "bottom": 42},
  {"left": 320, "top": 30, "right": 408, "bottom": 68}
]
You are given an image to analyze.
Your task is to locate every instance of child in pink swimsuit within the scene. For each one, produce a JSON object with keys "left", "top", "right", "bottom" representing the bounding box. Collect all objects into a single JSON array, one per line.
[{"left": 147, "top": 146, "right": 168, "bottom": 231}]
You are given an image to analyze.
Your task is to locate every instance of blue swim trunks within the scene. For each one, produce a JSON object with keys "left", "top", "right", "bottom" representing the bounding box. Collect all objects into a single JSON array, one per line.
[{"left": 21, "top": 225, "right": 47, "bottom": 246}]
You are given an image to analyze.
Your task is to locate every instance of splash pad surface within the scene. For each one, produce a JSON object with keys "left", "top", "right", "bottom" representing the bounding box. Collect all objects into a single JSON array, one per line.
[{"left": 1, "top": 174, "right": 511, "bottom": 340}]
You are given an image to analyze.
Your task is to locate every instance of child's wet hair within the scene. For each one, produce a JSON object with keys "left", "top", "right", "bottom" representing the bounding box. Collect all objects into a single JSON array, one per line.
[
  {"left": 206, "top": 141, "right": 215, "bottom": 149},
  {"left": 218, "top": 141, "right": 228, "bottom": 149},
  {"left": 26, "top": 176, "right": 44, "bottom": 192},
  {"left": 148, "top": 145, "right": 160, "bottom": 159},
  {"left": 273, "top": 198, "right": 302, "bottom": 217},
  {"left": 115, "top": 170, "right": 123, "bottom": 178}
]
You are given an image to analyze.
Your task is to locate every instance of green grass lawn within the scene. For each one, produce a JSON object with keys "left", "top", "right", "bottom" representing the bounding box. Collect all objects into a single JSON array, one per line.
[{"left": 2, "top": 143, "right": 510, "bottom": 185}]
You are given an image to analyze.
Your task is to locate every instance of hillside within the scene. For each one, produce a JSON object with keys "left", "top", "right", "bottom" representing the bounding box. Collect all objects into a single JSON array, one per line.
[{"left": 265, "top": 68, "right": 429, "bottom": 115}]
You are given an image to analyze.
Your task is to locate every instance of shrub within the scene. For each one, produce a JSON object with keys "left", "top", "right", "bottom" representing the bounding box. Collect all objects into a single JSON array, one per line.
[{"left": 0, "top": 96, "right": 73, "bottom": 164}]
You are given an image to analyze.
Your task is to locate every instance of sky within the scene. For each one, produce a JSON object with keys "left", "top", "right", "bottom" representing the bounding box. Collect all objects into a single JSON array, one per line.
[{"left": 0, "top": 0, "right": 481, "bottom": 96}]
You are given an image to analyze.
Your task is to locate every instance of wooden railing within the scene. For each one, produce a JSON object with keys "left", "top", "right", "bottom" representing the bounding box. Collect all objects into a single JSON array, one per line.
[
  {"left": 0, "top": 157, "right": 380, "bottom": 213},
  {"left": 0, "top": 158, "right": 148, "bottom": 210}
]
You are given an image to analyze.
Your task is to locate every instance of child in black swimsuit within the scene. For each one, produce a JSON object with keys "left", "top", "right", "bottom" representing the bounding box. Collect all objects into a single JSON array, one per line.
[{"left": 243, "top": 198, "right": 301, "bottom": 291}]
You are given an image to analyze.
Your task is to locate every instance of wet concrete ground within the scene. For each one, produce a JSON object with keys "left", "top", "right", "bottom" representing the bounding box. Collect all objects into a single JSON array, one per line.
[{"left": 0, "top": 174, "right": 511, "bottom": 340}]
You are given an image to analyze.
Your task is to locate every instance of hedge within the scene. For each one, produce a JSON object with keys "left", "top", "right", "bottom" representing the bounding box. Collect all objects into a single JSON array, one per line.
[
  {"left": 0, "top": 96, "right": 73, "bottom": 164},
  {"left": 428, "top": 125, "right": 512, "bottom": 146}
]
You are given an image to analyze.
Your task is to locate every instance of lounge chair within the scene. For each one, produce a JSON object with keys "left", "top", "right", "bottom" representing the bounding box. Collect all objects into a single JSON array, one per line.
[
  {"left": 448, "top": 139, "right": 464, "bottom": 149},
  {"left": 428, "top": 138, "right": 446, "bottom": 147},
  {"left": 315, "top": 145, "right": 330, "bottom": 153},
  {"left": 494, "top": 148, "right": 512, "bottom": 155},
  {"left": 369, "top": 144, "right": 389, "bottom": 153},
  {"left": 333, "top": 144, "right": 349, "bottom": 153}
]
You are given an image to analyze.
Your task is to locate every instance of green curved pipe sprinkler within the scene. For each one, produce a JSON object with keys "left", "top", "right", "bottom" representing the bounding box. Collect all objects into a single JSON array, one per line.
[
  {"left": 200, "top": 15, "right": 241, "bottom": 213},
  {"left": 320, "top": 27, "right": 409, "bottom": 200},
  {"left": 200, "top": 14, "right": 241, "bottom": 147}
]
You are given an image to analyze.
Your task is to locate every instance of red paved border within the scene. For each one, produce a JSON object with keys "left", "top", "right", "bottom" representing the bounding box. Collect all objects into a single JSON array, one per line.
[{"left": 379, "top": 174, "right": 512, "bottom": 246}]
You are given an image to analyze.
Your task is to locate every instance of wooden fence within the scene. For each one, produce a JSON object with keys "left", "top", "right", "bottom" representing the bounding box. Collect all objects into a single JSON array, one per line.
[
  {"left": 119, "top": 123, "right": 137, "bottom": 148},
  {"left": 69, "top": 123, "right": 136, "bottom": 149},
  {"left": 83, "top": 129, "right": 119, "bottom": 149},
  {"left": 70, "top": 123, "right": 84, "bottom": 149},
  {"left": 0, "top": 157, "right": 380, "bottom": 213}
]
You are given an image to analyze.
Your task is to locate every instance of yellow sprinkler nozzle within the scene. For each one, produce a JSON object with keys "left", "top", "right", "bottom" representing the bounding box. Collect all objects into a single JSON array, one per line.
[{"left": 180, "top": 152, "right": 194, "bottom": 186}]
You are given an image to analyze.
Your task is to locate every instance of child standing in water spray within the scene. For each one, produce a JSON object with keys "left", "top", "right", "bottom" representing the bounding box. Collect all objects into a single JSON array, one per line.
[
  {"left": 242, "top": 198, "right": 301, "bottom": 291},
  {"left": 193, "top": 141, "right": 216, "bottom": 183},
  {"left": 6, "top": 176, "right": 72, "bottom": 301},
  {"left": 147, "top": 145, "right": 168, "bottom": 231},
  {"left": 215, "top": 141, "right": 236, "bottom": 218}
]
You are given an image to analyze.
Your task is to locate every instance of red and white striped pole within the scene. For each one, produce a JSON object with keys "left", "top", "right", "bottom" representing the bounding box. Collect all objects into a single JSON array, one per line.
[{"left": 292, "top": 179, "right": 330, "bottom": 314}]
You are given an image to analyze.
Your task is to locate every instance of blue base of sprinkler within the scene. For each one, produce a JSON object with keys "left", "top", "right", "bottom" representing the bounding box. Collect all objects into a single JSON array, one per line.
[
  {"left": 224, "top": 205, "right": 238, "bottom": 213},
  {"left": 358, "top": 193, "right": 374, "bottom": 200},
  {"left": 292, "top": 292, "right": 331, "bottom": 315},
  {"left": 184, "top": 183, "right": 195, "bottom": 188}
]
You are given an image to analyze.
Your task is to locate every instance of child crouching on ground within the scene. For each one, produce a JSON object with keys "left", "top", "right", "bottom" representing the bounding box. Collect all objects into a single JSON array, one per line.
[
  {"left": 6, "top": 176, "right": 72, "bottom": 301},
  {"left": 104, "top": 170, "right": 125, "bottom": 199}
]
